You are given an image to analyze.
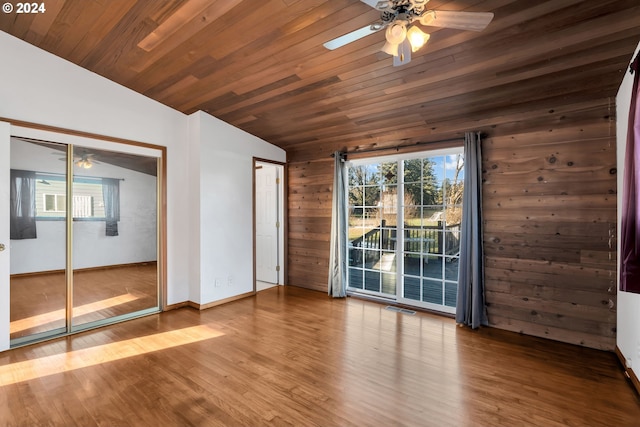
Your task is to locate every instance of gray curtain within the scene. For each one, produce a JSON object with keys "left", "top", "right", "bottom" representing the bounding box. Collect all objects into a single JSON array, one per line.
[
  {"left": 102, "top": 178, "right": 120, "bottom": 236},
  {"left": 10, "top": 169, "right": 37, "bottom": 240},
  {"left": 456, "top": 132, "right": 487, "bottom": 328},
  {"left": 328, "top": 152, "right": 347, "bottom": 297}
]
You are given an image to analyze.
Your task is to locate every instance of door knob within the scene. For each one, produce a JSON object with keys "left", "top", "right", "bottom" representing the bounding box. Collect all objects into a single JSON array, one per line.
[{"left": 0, "top": 243, "right": 4, "bottom": 251}]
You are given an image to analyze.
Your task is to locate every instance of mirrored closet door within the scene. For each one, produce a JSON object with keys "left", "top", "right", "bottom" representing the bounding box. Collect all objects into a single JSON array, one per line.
[
  {"left": 8, "top": 132, "right": 162, "bottom": 347},
  {"left": 71, "top": 146, "right": 159, "bottom": 330},
  {"left": 9, "top": 137, "right": 68, "bottom": 342}
]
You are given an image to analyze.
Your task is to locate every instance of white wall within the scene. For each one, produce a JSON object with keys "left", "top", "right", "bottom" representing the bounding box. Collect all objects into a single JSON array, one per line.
[
  {"left": 187, "top": 113, "right": 202, "bottom": 303},
  {"left": 9, "top": 137, "right": 157, "bottom": 274},
  {"left": 0, "top": 31, "right": 191, "bottom": 306},
  {"left": 617, "top": 41, "right": 640, "bottom": 369},
  {"left": 0, "top": 31, "right": 287, "bottom": 338},
  {"left": 190, "top": 112, "right": 286, "bottom": 305}
]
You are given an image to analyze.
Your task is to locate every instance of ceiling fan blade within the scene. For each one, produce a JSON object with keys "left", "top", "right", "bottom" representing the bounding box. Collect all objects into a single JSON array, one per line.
[
  {"left": 393, "top": 39, "right": 412, "bottom": 66},
  {"left": 426, "top": 11, "right": 494, "bottom": 32},
  {"left": 323, "top": 25, "right": 380, "bottom": 50},
  {"left": 368, "top": 0, "right": 395, "bottom": 11},
  {"left": 360, "top": 0, "right": 380, "bottom": 8}
]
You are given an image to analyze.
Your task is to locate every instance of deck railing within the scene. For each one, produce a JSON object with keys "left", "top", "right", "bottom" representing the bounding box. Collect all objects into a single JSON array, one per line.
[{"left": 349, "top": 221, "right": 460, "bottom": 265}]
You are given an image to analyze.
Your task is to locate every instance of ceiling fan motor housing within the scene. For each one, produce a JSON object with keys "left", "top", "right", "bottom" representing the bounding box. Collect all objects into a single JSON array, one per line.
[{"left": 377, "top": 0, "right": 428, "bottom": 28}]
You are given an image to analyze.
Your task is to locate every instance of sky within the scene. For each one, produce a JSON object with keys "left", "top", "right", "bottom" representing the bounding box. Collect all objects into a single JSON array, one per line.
[{"left": 350, "top": 151, "right": 466, "bottom": 186}]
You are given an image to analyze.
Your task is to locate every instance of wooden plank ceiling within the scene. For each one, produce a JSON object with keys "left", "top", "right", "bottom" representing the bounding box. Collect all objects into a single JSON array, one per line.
[{"left": 1, "top": 0, "right": 639, "bottom": 155}]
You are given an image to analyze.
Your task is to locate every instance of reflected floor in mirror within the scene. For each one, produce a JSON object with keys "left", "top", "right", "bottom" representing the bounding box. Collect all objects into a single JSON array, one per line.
[{"left": 10, "top": 262, "right": 158, "bottom": 339}]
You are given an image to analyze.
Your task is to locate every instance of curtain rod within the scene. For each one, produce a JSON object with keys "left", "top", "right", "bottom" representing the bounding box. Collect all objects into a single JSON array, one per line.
[{"left": 330, "top": 136, "right": 472, "bottom": 159}]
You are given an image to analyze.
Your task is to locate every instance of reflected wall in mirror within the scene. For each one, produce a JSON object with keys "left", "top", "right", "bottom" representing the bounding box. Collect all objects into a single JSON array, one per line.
[
  {"left": 9, "top": 137, "right": 67, "bottom": 340},
  {"left": 71, "top": 146, "right": 159, "bottom": 328}
]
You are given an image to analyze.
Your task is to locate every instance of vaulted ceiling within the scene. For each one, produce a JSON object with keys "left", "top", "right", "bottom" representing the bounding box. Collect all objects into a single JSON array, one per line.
[{"left": 1, "top": 0, "right": 639, "bottom": 157}]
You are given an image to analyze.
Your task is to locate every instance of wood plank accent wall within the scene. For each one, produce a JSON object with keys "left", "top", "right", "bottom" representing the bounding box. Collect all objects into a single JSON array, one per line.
[
  {"left": 287, "top": 97, "right": 618, "bottom": 350},
  {"left": 482, "top": 100, "right": 617, "bottom": 351},
  {"left": 288, "top": 159, "right": 333, "bottom": 292}
]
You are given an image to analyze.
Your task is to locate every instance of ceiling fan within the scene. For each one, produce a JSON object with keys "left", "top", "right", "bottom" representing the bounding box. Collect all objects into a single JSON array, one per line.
[
  {"left": 323, "top": 0, "right": 494, "bottom": 66},
  {"left": 52, "top": 152, "right": 102, "bottom": 169},
  {"left": 73, "top": 154, "right": 101, "bottom": 169},
  {"left": 12, "top": 136, "right": 102, "bottom": 170}
]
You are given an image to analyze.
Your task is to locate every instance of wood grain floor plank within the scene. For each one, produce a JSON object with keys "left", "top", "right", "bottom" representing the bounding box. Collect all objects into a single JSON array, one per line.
[{"left": 0, "top": 286, "right": 637, "bottom": 426}]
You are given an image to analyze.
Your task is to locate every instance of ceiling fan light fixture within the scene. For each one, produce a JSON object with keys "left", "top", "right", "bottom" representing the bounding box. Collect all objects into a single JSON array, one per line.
[
  {"left": 385, "top": 23, "right": 406, "bottom": 45},
  {"left": 407, "top": 25, "right": 430, "bottom": 52},
  {"left": 381, "top": 40, "right": 399, "bottom": 56},
  {"left": 419, "top": 10, "right": 436, "bottom": 26},
  {"left": 76, "top": 159, "right": 93, "bottom": 169}
]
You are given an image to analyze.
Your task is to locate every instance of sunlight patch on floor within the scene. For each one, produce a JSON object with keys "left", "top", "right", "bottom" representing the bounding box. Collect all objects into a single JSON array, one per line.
[{"left": 0, "top": 325, "right": 224, "bottom": 385}]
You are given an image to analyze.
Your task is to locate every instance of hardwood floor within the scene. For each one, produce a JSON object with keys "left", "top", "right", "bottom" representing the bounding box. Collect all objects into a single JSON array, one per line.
[
  {"left": 256, "top": 280, "right": 279, "bottom": 292},
  {"left": 0, "top": 286, "right": 637, "bottom": 426}
]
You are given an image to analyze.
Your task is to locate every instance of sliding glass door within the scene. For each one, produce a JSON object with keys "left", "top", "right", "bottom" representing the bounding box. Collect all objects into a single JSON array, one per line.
[
  {"left": 347, "top": 148, "right": 464, "bottom": 314},
  {"left": 347, "top": 160, "right": 398, "bottom": 297},
  {"left": 8, "top": 131, "right": 162, "bottom": 346}
]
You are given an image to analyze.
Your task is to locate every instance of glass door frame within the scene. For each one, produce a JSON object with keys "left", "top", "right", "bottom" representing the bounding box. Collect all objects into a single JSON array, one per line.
[
  {"left": 346, "top": 146, "right": 464, "bottom": 315},
  {"left": 8, "top": 123, "right": 166, "bottom": 348}
]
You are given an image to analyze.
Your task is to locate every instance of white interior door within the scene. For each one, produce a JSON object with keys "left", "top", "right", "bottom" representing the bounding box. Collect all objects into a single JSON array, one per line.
[
  {"left": 0, "top": 122, "right": 11, "bottom": 351},
  {"left": 256, "top": 163, "right": 279, "bottom": 284}
]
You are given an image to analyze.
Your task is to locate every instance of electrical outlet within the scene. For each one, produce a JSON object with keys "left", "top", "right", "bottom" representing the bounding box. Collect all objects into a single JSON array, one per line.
[
  {"left": 227, "top": 276, "right": 233, "bottom": 286},
  {"left": 215, "top": 278, "right": 222, "bottom": 288}
]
